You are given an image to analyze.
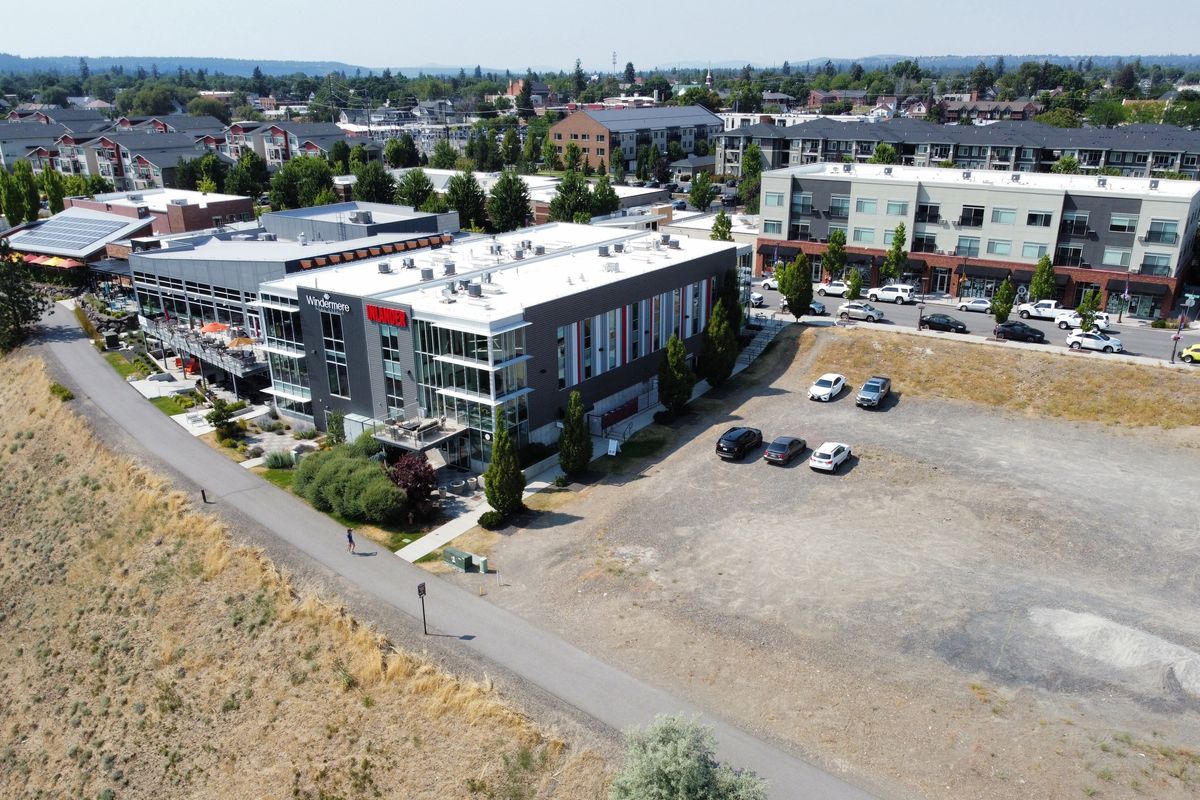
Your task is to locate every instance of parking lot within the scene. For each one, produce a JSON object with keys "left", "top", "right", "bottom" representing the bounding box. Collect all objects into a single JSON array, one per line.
[
  {"left": 457, "top": 326, "right": 1200, "bottom": 800},
  {"left": 752, "top": 281, "right": 1199, "bottom": 362}
]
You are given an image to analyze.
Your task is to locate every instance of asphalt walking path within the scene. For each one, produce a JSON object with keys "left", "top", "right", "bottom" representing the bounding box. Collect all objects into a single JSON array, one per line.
[{"left": 37, "top": 305, "right": 881, "bottom": 800}]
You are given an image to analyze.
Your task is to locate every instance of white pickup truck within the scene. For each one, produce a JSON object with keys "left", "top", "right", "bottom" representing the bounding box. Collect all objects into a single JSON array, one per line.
[{"left": 1016, "top": 299, "right": 1066, "bottom": 320}]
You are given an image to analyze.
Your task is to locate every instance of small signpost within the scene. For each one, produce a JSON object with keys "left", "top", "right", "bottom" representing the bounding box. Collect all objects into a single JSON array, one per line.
[{"left": 417, "top": 582, "right": 427, "bottom": 635}]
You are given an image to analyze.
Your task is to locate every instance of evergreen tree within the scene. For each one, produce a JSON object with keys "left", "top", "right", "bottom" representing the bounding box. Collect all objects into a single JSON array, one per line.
[
  {"left": 542, "top": 132, "right": 560, "bottom": 170},
  {"left": 562, "top": 141, "right": 582, "bottom": 173},
  {"left": 328, "top": 139, "right": 351, "bottom": 173},
  {"left": 446, "top": 169, "right": 487, "bottom": 230},
  {"left": 698, "top": 299, "right": 738, "bottom": 388},
  {"left": 711, "top": 209, "right": 733, "bottom": 241},
  {"left": 590, "top": 175, "right": 619, "bottom": 216},
  {"left": 879, "top": 222, "right": 907, "bottom": 282},
  {"left": 739, "top": 143, "right": 764, "bottom": 213},
  {"left": 611, "top": 147, "right": 626, "bottom": 182},
  {"left": 718, "top": 268, "right": 743, "bottom": 332},
  {"left": 43, "top": 167, "right": 65, "bottom": 214},
  {"left": 487, "top": 169, "right": 531, "bottom": 232},
  {"left": 823, "top": 228, "right": 847, "bottom": 279},
  {"left": 557, "top": 390, "right": 591, "bottom": 476},
  {"left": 777, "top": 252, "right": 813, "bottom": 321},
  {"left": 516, "top": 73, "right": 535, "bottom": 120},
  {"left": 548, "top": 170, "right": 592, "bottom": 222},
  {"left": 991, "top": 277, "right": 1015, "bottom": 323},
  {"left": 430, "top": 137, "right": 458, "bottom": 169},
  {"left": 13, "top": 162, "right": 40, "bottom": 223},
  {"left": 657, "top": 334, "right": 695, "bottom": 418},
  {"left": 394, "top": 168, "right": 435, "bottom": 209},
  {"left": 483, "top": 410, "right": 525, "bottom": 516},
  {"left": 623, "top": 62, "right": 636, "bottom": 83},
  {"left": 0, "top": 170, "right": 21, "bottom": 225},
  {"left": 351, "top": 161, "right": 396, "bottom": 203},
  {"left": 520, "top": 128, "right": 538, "bottom": 172},
  {"left": 501, "top": 128, "right": 520, "bottom": 166},
  {"left": 1029, "top": 254, "right": 1057, "bottom": 302},
  {"left": 0, "top": 240, "right": 52, "bottom": 354}
]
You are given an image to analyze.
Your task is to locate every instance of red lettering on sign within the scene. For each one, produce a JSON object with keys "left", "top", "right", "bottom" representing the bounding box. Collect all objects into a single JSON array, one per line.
[{"left": 366, "top": 305, "right": 408, "bottom": 327}]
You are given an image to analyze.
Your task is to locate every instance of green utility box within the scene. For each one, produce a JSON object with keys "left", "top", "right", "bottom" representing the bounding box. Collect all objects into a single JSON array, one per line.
[{"left": 443, "top": 547, "right": 472, "bottom": 572}]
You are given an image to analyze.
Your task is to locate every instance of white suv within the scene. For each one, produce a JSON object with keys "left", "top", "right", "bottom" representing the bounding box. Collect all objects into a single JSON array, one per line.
[
  {"left": 1055, "top": 311, "right": 1111, "bottom": 331},
  {"left": 816, "top": 280, "right": 849, "bottom": 297},
  {"left": 867, "top": 284, "right": 915, "bottom": 304}
]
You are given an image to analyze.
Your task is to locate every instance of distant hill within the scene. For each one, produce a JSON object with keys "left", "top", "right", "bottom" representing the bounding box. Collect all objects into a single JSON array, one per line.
[
  {"left": 656, "top": 53, "right": 1200, "bottom": 72},
  {"left": 0, "top": 53, "right": 514, "bottom": 78}
]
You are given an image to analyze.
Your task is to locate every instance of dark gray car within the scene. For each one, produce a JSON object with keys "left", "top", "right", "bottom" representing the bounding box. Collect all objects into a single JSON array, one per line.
[{"left": 855, "top": 375, "right": 891, "bottom": 408}]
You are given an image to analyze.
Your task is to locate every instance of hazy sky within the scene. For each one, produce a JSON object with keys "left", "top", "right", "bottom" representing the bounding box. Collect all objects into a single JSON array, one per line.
[{"left": 7, "top": 0, "right": 1198, "bottom": 71}]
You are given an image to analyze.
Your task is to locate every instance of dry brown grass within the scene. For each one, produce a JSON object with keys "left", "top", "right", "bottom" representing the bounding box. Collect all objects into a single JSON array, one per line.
[
  {"left": 810, "top": 328, "right": 1200, "bottom": 428},
  {"left": 0, "top": 354, "right": 610, "bottom": 800}
]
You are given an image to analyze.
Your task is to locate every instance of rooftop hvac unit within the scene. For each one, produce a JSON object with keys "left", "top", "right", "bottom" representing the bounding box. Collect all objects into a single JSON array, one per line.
[
  {"left": 468, "top": 283, "right": 483, "bottom": 298},
  {"left": 377, "top": 261, "right": 392, "bottom": 274},
  {"left": 402, "top": 256, "right": 415, "bottom": 268},
  {"left": 128, "top": 194, "right": 143, "bottom": 202},
  {"left": 613, "top": 242, "right": 625, "bottom": 253},
  {"left": 522, "top": 239, "right": 532, "bottom": 250},
  {"left": 883, "top": 166, "right": 892, "bottom": 175},
  {"left": 604, "top": 261, "right": 620, "bottom": 272},
  {"left": 136, "top": 205, "right": 149, "bottom": 218},
  {"left": 962, "top": 170, "right": 972, "bottom": 179},
  {"left": 419, "top": 267, "right": 434, "bottom": 281},
  {"left": 534, "top": 245, "right": 545, "bottom": 255},
  {"left": 513, "top": 248, "right": 524, "bottom": 260},
  {"left": 259, "top": 232, "right": 277, "bottom": 241},
  {"left": 842, "top": 163, "right": 852, "bottom": 173},
  {"left": 1149, "top": 179, "right": 1160, "bottom": 190},
  {"left": 667, "top": 239, "right": 680, "bottom": 249},
  {"left": 169, "top": 197, "right": 189, "bottom": 206},
  {"left": 489, "top": 242, "right": 502, "bottom": 255},
  {"left": 1011, "top": 173, "right": 1021, "bottom": 182},
  {"left": 443, "top": 261, "right": 456, "bottom": 276},
  {"left": 598, "top": 245, "right": 610, "bottom": 257},
  {"left": 660, "top": 232, "right": 670, "bottom": 244},
  {"left": 359, "top": 210, "right": 372, "bottom": 224},
  {"left": 1097, "top": 177, "right": 1107, "bottom": 188}
]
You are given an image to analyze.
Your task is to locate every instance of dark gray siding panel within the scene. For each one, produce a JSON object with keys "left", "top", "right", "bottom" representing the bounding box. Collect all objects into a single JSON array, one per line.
[{"left": 1061, "top": 193, "right": 1143, "bottom": 266}]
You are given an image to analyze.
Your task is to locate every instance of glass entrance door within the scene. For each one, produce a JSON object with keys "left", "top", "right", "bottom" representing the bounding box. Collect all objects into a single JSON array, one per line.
[{"left": 932, "top": 268, "right": 951, "bottom": 294}]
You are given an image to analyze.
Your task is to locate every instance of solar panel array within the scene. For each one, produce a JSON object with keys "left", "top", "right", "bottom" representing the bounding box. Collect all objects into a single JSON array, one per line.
[{"left": 16, "top": 216, "right": 128, "bottom": 252}]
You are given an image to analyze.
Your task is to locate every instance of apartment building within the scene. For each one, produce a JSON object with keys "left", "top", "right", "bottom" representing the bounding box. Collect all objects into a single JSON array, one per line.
[
  {"left": 548, "top": 106, "right": 722, "bottom": 172},
  {"left": 757, "top": 163, "right": 1200, "bottom": 320},
  {"left": 109, "top": 114, "right": 225, "bottom": 136},
  {"left": 254, "top": 223, "right": 735, "bottom": 470},
  {"left": 940, "top": 99, "right": 1043, "bottom": 123},
  {"left": 716, "top": 118, "right": 1200, "bottom": 180},
  {"left": 212, "top": 121, "right": 359, "bottom": 170},
  {"left": 39, "top": 131, "right": 206, "bottom": 191},
  {"left": 6, "top": 107, "right": 110, "bottom": 133},
  {"left": 0, "top": 121, "right": 67, "bottom": 170}
]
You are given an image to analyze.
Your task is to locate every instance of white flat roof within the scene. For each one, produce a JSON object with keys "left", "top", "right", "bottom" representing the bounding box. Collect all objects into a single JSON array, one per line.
[
  {"left": 667, "top": 211, "right": 760, "bottom": 236},
  {"left": 261, "top": 222, "right": 736, "bottom": 328},
  {"left": 772, "top": 162, "right": 1200, "bottom": 200},
  {"left": 90, "top": 188, "right": 248, "bottom": 212},
  {"left": 134, "top": 229, "right": 432, "bottom": 262}
]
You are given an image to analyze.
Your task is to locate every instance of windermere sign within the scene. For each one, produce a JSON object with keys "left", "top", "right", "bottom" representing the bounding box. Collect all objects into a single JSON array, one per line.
[
  {"left": 366, "top": 304, "right": 408, "bottom": 328},
  {"left": 305, "top": 293, "right": 351, "bottom": 314}
]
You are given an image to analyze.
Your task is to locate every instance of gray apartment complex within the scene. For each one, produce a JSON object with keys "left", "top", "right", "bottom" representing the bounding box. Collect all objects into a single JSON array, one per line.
[
  {"left": 757, "top": 163, "right": 1200, "bottom": 320},
  {"left": 256, "top": 224, "right": 736, "bottom": 471},
  {"left": 719, "top": 119, "right": 1200, "bottom": 181}
]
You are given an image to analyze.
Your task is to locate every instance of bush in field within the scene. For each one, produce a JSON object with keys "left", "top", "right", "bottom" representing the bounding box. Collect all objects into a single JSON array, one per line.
[
  {"left": 264, "top": 450, "right": 293, "bottom": 469},
  {"left": 357, "top": 478, "right": 406, "bottom": 524},
  {"left": 291, "top": 446, "right": 406, "bottom": 524}
]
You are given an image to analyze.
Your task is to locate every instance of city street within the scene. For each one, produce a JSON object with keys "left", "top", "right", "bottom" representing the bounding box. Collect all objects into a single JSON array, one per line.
[{"left": 752, "top": 282, "right": 1199, "bottom": 361}]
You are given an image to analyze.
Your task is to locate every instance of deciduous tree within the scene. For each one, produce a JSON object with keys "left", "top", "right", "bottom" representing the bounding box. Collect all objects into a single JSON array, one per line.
[
  {"left": 688, "top": 170, "right": 717, "bottom": 212},
  {"left": 823, "top": 228, "right": 847, "bottom": 279},
  {"left": 0, "top": 240, "right": 52, "bottom": 354},
  {"left": 1076, "top": 287, "right": 1101, "bottom": 332},
  {"left": 739, "top": 142, "right": 763, "bottom": 213},
  {"left": 880, "top": 222, "right": 907, "bottom": 282},
  {"left": 1029, "top": 254, "right": 1056, "bottom": 302},
  {"left": 710, "top": 208, "right": 732, "bottom": 241},
  {"left": 991, "top": 277, "right": 1015, "bottom": 323},
  {"left": 778, "top": 252, "right": 813, "bottom": 321},
  {"left": 268, "top": 156, "right": 334, "bottom": 210},
  {"left": 487, "top": 169, "right": 531, "bottom": 232},
  {"left": 867, "top": 142, "right": 899, "bottom": 164},
  {"left": 351, "top": 161, "right": 395, "bottom": 203},
  {"left": 844, "top": 267, "right": 863, "bottom": 301}
]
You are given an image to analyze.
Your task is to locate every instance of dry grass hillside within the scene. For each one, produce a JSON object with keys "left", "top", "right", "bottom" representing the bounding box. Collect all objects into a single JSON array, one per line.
[{"left": 0, "top": 355, "right": 609, "bottom": 800}]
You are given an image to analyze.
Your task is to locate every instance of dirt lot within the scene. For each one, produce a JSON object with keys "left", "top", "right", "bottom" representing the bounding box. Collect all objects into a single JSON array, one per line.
[{"left": 443, "top": 326, "right": 1200, "bottom": 800}]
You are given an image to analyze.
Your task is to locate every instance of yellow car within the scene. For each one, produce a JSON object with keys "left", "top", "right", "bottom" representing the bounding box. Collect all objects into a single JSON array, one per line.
[{"left": 1181, "top": 343, "right": 1200, "bottom": 364}]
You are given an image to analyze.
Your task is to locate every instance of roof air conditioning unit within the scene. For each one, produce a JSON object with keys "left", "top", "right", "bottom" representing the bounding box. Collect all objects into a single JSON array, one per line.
[
  {"left": 169, "top": 197, "right": 189, "bottom": 206},
  {"left": 613, "top": 242, "right": 625, "bottom": 253},
  {"left": 377, "top": 261, "right": 392, "bottom": 274},
  {"left": 419, "top": 267, "right": 434, "bottom": 281},
  {"left": 443, "top": 261, "right": 456, "bottom": 276},
  {"left": 522, "top": 240, "right": 532, "bottom": 250},
  {"left": 513, "top": 248, "right": 525, "bottom": 260},
  {"left": 1011, "top": 173, "right": 1021, "bottom": 182},
  {"left": 1149, "top": 179, "right": 1160, "bottom": 189},
  {"left": 883, "top": 167, "right": 892, "bottom": 175},
  {"left": 468, "top": 283, "right": 483, "bottom": 298},
  {"left": 668, "top": 239, "right": 680, "bottom": 249},
  {"left": 534, "top": 245, "right": 545, "bottom": 255},
  {"left": 598, "top": 245, "right": 610, "bottom": 257},
  {"left": 128, "top": 193, "right": 143, "bottom": 202},
  {"left": 359, "top": 210, "right": 372, "bottom": 224},
  {"left": 962, "top": 170, "right": 972, "bottom": 179},
  {"left": 605, "top": 261, "right": 620, "bottom": 272},
  {"left": 660, "top": 232, "right": 670, "bottom": 244},
  {"left": 842, "top": 163, "right": 852, "bottom": 173},
  {"left": 1097, "top": 177, "right": 1107, "bottom": 188},
  {"left": 489, "top": 242, "right": 502, "bottom": 255}
]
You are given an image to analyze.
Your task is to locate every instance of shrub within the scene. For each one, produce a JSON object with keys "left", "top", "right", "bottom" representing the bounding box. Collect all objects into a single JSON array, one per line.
[
  {"left": 226, "top": 400, "right": 248, "bottom": 413},
  {"left": 351, "top": 431, "right": 383, "bottom": 459},
  {"left": 388, "top": 454, "right": 437, "bottom": 507},
  {"left": 1150, "top": 318, "right": 1168, "bottom": 328},
  {"left": 220, "top": 437, "right": 238, "bottom": 449},
  {"left": 479, "top": 510, "right": 505, "bottom": 530},
  {"left": 333, "top": 465, "right": 386, "bottom": 519},
  {"left": 292, "top": 448, "right": 332, "bottom": 496},
  {"left": 357, "top": 475, "right": 406, "bottom": 524},
  {"left": 310, "top": 456, "right": 356, "bottom": 512},
  {"left": 553, "top": 474, "right": 569, "bottom": 488},
  {"left": 49, "top": 382, "right": 75, "bottom": 402},
  {"left": 264, "top": 450, "right": 293, "bottom": 469},
  {"left": 294, "top": 428, "right": 318, "bottom": 440},
  {"left": 653, "top": 410, "right": 676, "bottom": 425},
  {"left": 246, "top": 445, "right": 264, "bottom": 458}
]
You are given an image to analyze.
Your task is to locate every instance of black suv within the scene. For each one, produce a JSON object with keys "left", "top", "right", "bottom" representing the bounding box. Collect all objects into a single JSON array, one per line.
[
  {"left": 993, "top": 320, "right": 1046, "bottom": 343},
  {"left": 716, "top": 427, "right": 763, "bottom": 460}
]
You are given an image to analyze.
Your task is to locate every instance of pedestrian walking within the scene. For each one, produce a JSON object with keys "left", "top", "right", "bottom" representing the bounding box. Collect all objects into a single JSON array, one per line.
[{"left": 346, "top": 528, "right": 356, "bottom": 554}]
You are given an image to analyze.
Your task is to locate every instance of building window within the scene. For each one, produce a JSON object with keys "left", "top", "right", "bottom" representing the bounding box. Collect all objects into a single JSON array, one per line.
[
  {"left": 1109, "top": 213, "right": 1138, "bottom": 233},
  {"left": 1102, "top": 247, "right": 1132, "bottom": 267},
  {"left": 852, "top": 227, "right": 875, "bottom": 243},
  {"left": 321, "top": 311, "right": 350, "bottom": 398},
  {"left": 791, "top": 192, "right": 813, "bottom": 215},
  {"left": 1060, "top": 211, "right": 1090, "bottom": 236},
  {"left": 915, "top": 203, "right": 940, "bottom": 223},
  {"left": 959, "top": 205, "right": 985, "bottom": 227},
  {"left": 883, "top": 229, "right": 895, "bottom": 245},
  {"left": 913, "top": 233, "right": 937, "bottom": 253},
  {"left": 986, "top": 239, "right": 1012, "bottom": 256},
  {"left": 581, "top": 317, "right": 593, "bottom": 380},
  {"left": 990, "top": 208, "right": 1016, "bottom": 225},
  {"left": 1027, "top": 211, "right": 1052, "bottom": 227},
  {"left": 553, "top": 132, "right": 563, "bottom": 140},
  {"left": 1055, "top": 244, "right": 1084, "bottom": 267},
  {"left": 556, "top": 326, "right": 569, "bottom": 389},
  {"left": 828, "top": 223, "right": 848, "bottom": 237},
  {"left": 1146, "top": 219, "right": 1179, "bottom": 245},
  {"left": 855, "top": 198, "right": 877, "bottom": 214},
  {"left": 828, "top": 195, "right": 850, "bottom": 217},
  {"left": 597, "top": 134, "right": 605, "bottom": 142},
  {"left": 763, "top": 220, "right": 782, "bottom": 234},
  {"left": 956, "top": 237, "right": 981, "bottom": 258},
  {"left": 886, "top": 200, "right": 908, "bottom": 216},
  {"left": 569, "top": 133, "right": 578, "bottom": 140},
  {"left": 765, "top": 192, "right": 784, "bottom": 207},
  {"left": 1022, "top": 242, "right": 1048, "bottom": 259},
  {"left": 596, "top": 148, "right": 605, "bottom": 156},
  {"left": 581, "top": 133, "right": 589, "bottom": 140},
  {"left": 582, "top": 147, "right": 590, "bottom": 154},
  {"left": 1141, "top": 252, "right": 1171, "bottom": 275},
  {"left": 629, "top": 303, "right": 640, "bottom": 360}
]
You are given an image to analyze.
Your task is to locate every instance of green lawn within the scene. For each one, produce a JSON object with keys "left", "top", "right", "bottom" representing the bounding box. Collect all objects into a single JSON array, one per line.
[
  {"left": 260, "top": 468, "right": 296, "bottom": 491},
  {"left": 149, "top": 396, "right": 189, "bottom": 416},
  {"left": 104, "top": 352, "right": 139, "bottom": 379}
]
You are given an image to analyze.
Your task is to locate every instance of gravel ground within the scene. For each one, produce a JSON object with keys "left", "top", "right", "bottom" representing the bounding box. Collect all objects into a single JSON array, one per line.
[{"left": 447, "top": 327, "right": 1200, "bottom": 800}]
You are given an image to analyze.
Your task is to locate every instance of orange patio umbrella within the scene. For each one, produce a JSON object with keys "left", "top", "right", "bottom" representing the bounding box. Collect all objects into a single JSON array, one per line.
[
  {"left": 227, "top": 337, "right": 255, "bottom": 348},
  {"left": 199, "top": 322, "right": 229, "bottom": 333}
]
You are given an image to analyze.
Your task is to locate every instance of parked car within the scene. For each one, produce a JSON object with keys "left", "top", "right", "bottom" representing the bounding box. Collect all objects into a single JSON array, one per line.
[
  {"left": 867, "top": 284, "right": 916, "bottom": 304},
  {"left": 920, "top": 313, "right": 968, "bottom": 333},
  {"left": 808, "top": 373, "right": 846, "bottom": 401},
  {"left": 780, "top": 298, "right": 827, "bottom": 315},
  {"left": 993, "top": 320, "right": 1046, "bottom": 343},
  {"left": 837, "top": 301, "right": 885, "bottom": 322},
  {"left": 957, "top": 298, "right": 993, "bottom": 313},
  {"left": 646, "top": 180, "right": 660, "bottom": 188},
  {"left": 1067, "top": 330, "right": 1123, "bottom": 353},
  {"left": 763, "top": 436, "right": 807, "bottom": 465},
  {"left": 715, "top": 426, "right": 763, "bottom": 460},
  {"left": 809, "top": 442, "right": 852, "bottom": 472},
  {"left": 816, "top": 280, "right": 849, "bottom": 297},
  {"left": 664, "top": 182, "right": 680, "bottom": 194},
  {"left": 750, "top": 292, "right": 766, "bottom": 308},
  {"left": 1017, "top": 299, "right": 1067, "bottom": 320},
  {"left": 1181, "top": 343, "right": 1200, "bottom": 364},
  {"left": 760, "top": 277, "right": 778, "bottom": 291},
  {"left": 671, "top": 199, "right": 687, "bottom": 210},
  {"left": 1055, "top": 311, "right": 1111, "bottom": 331},
  {"left": 855, "top": 376, "right": 892, "bottom": 408}
]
